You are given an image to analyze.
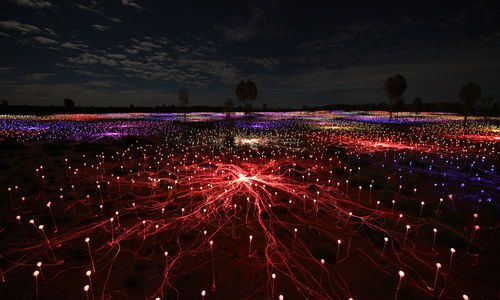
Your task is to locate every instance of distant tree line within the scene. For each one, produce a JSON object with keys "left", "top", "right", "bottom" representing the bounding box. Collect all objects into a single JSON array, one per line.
[
  {"left": 382, "top": 74, "right": 498, "bottom": 130},
  {"left": 0, "top": 77, "right": 497, "bottom": 120},
  {"left": 0, "top": 98, "right": 497, "bottom": 116}
]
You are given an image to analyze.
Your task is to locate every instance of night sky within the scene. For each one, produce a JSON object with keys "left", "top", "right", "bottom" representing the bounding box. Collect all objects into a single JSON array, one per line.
[{"left": 0, "top": 0, "right": 499, "bottom": 107}]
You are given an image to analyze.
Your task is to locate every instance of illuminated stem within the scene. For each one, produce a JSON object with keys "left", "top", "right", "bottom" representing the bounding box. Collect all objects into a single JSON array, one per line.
[
  {"left": 210, "top": 241, "right": 216, "bottom": 291},
  {"left": 432, "top": 229, "right": 437, "bottom": 251},
  {"left": 48, "top": 206, "right": 58, "bottom": 233},
  {"left": 381, "top": 237, "right": 388, "bottom": 259},
  {"left": 432, "top": 263, "right": 441, "bottom": 290},
  {"left": 271, "top": 273, "right": 276, "bottom": 299},
  {"left": 34, "top": 272, "right": 39, "bottom": 300},
  {"left": 39, "top": 228, "right": 57, "bottom": 263},
  {"left": 336, "top": 240, "right": 341, "bottom": 264},
  {"left": 85, "top": 238, "right": 95, "bottom": 273},
  {"left": 248, "top": 235, "right": 253, "bottom": 257},
  {"left": 403, "top": 225, "right": 410, "bottom": 249},
  {"left": 87, "top": 272, "right": 95, "bottom": 300},
  {"left": 395, "top": 271, "right": 404, "bottom": 300},
  {"left": 110, "top": 218, "right": 114, "bottom": 243}
]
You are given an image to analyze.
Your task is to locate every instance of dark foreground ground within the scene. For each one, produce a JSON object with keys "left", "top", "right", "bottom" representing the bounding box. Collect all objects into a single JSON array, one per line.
[{"left": 0, "top": 113, "right": 498, "bottom": 299}]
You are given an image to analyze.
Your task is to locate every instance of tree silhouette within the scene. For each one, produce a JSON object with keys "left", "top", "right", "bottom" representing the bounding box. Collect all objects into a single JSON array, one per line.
[
  {"left": 413, "top": 97, "right": 423, "bottom": 117},
  {"left": 383, "top": 74, "right": 407, "bottom": 122},
  {"left": 459, "top": 82, "right": 481, "bottom": 130},
  {"left": 235, "top": 80, "right": 258, "bottom": 117},
  {"left": 178, "top": 89, "right": 189, "bottom": 122},
  {"left": 396, "top": 98, "right": 406, "bottom": 118},
  {"left": 64, "top": 98, "right": 75, "bottom": 108},
  {"left": 223, "top": 98, "right": 234, "bottom": 118}
]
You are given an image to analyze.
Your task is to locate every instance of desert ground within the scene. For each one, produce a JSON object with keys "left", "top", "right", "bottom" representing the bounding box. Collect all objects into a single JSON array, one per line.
[{"left": 0, "top": 111, "right": 498, "bottom": 300}]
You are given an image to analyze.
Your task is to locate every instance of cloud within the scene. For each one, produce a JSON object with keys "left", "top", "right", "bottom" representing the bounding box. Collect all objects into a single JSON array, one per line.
[
  {"left": 86, "top": 80, "right": 115, "bottom": 87},
  {"left": 34, "top": 36, "right": 58, "bottom": 44},
  {"left": 106, "top": 53, "right": 127, "bottom": 59},
  {"left": 11, "top": 0, "right": 53, "bottom": 9},
  {"left": 109, "top": 17, "right": 122, "bottom": 23},
  {"left": 125, "top": 48, "right": 139, "bottom": 54},
  {"left": 23, "top": 73, "right": 56, "bottom": 81},
  {"left": 214, "top": 6, "right": 288, "bottom": 42},
  {"left": 0, "top": 21, "right": 58, "bottom": 40},
  {"left": 68, "top": 53, "right": 100, "bottom": 65},
  {"left": 0, "top": 21, "right": 42, "bottom": 34},
  {"left": 100, "top": 57, "right": 119, "bottom": 66},
  {"left": 298, "top": 22, "right": 384, "bottom": 52},
  {"left": 121, "top": 0, "right": 143, "bottom": 10},
  {"left": 63, "top": 36, "right": 240, "bottom": 87},
  {"left": 246, "top": 57, "right": 280, "bottom": 70},
  {"left": 75, "top": 3, "right": 102, "bottom": 15},
  {"left": 92, "top": 24, "right": 109, "bottom": 31},
  {"left": 43, "top": 27, "right": 58, "bottom": 37},
  {"left": 215, "top": 7, "right": 265, "bottom": 42},
  {"left": 131, "top": 39, "right": 162, "bottom": 51},
  {"left": 61, "top": 42, "right": 87, "bottom": 51}
]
